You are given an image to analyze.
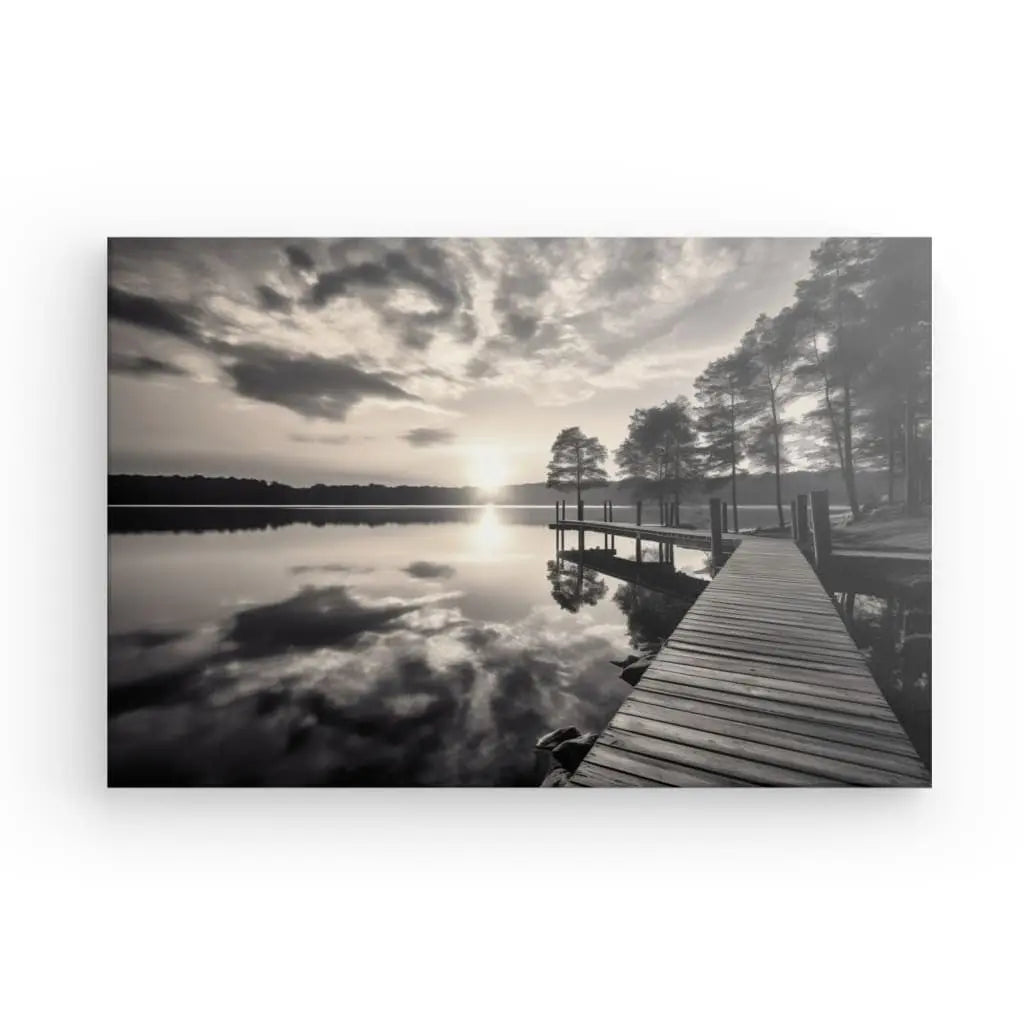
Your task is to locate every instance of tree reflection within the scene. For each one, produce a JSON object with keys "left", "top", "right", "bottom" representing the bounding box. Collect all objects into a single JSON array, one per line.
[
  {"left": 546, "top": 557, "right": 608, "bottom": 613},
  {"left": 612, "top": 584, "right": 694, "bottom": 649},
  {"left": 836, "top": 591, "right": 931, "bottom": 768}
]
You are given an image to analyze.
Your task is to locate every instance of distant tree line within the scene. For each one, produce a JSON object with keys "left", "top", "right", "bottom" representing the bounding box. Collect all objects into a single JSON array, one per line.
[
  {"left": 109, "top": 475, "right": 497, "bottom": 506},
  {"left": 112, "top": 469, "right": 888, "bottom": 510},
  {"left": 546, "top": 238, "right": 931, "bottom": 526}
]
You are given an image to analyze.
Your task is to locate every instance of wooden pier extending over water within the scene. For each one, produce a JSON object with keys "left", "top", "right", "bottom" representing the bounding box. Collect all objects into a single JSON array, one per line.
[{"left": 548, "top": 497, "right": 930, "bottom": 787}]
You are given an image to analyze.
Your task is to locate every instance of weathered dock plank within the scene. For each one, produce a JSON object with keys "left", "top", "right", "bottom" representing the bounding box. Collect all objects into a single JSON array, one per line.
[{"left": 567, "top": 533, "right": 930, "bottom": 787}]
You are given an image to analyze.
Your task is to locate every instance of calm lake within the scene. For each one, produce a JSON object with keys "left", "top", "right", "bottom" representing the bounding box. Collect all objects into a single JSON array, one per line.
[{"left": 108, "top": 503, "right": 928, "bottom": 784}]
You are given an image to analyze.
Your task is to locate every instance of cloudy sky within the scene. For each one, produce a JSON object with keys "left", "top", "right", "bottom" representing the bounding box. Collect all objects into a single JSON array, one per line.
[{"left": 109, "top": 238, "right": 817, "bottom": 487}]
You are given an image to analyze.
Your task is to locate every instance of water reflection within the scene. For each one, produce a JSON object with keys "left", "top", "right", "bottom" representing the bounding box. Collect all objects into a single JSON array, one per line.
[
  {"left": 545, "top": 558, "right": 609, "bottom": 613},
  {"left": 837, "top": 590, "right": 932, "bottom": 768},
  {"left": 612, "top": 584, "right": 700, "bottom": 650},
  {"left": 108, "top": 505, "right": 930, "bottom": 784},
  {"left": 470, "top": 504, "right": 507, "bottom": 557},
  {"left": 109, "top": 506, "right": 635, "bottom": 786}
]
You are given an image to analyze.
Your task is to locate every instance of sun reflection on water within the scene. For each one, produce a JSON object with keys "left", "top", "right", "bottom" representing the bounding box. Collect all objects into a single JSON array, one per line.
[{"left": 472, "top": 504, "right": 507, "bottom": 556}]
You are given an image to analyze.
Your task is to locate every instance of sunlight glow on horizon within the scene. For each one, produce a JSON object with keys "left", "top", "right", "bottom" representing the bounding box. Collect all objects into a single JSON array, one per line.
[{"left": 465, "top": 444, "right": 510, "bottom": 493}]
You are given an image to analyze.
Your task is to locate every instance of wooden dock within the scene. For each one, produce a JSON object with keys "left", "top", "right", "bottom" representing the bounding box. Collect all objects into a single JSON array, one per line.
[
  {"left": 568, "top": 534, "right": 930, "bottom": 787},
  {"left": 549, "top": 518, "right": 740, "bottom": 554}
]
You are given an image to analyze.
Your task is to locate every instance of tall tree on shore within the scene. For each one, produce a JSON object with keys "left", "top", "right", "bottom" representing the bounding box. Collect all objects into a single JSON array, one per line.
[
  {"left": 792, "top": 238, "right": 878, "bottom": 518},
  {"left": 615, "top": 398, "right": 699, "bottom": 509},
  {"left": 745, "top": 307, "right": 803, "bottom": 528},
  {"left": 694, "top": 345, "right": 756, "bottom": 531},
  {"left": 545, "top": 427, "right": 609, "bottom": 515},
  {"left": 860, "top": 238, "right": 931, "bottom": 513}
]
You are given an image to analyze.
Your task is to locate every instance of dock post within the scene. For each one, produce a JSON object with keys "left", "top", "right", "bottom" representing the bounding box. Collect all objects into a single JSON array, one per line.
[
  {"left": 810, "top": 489, "right": 832, "bottom": 571},
  {"left": 577, "top": 499, "right": 584, "bottom": 521},
  {"left": 790, "top": 499, "right": 798, "bottom": 540},
  {"left": 608, "top": 502, "right": 613, "bottom": 523},
  {"left": 721, "top": 501, "right": 728, "bottom": 534},
  {"left": 635, "top": 500, "right": 642, "bottom": 563},
  {"left": 709, "top": 497, "right": 723, "bottom": 566},
  {"left": 796, "top": 494, "right": 809, "bottom": 544}
]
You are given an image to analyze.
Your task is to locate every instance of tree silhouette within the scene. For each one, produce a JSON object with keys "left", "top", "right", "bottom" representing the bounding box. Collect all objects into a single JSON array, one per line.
[
  {"left": 615, "top": 398, "right": 699, "bottom": 507},
  {"left": 791, "top": 239, "right": 878, "bottom": 517},
  {"left": 545, "top": 427, "right": 609, "bottom": 514},
  {"left": 612, "top": 583, "right": 694, "bottom": 649},
  {"left": 695, "top": 345, "right": 756, "bottom": 531},
  {"left": 545, "top": 558, "right": 608, "bottom": 613},
  {"left": 859, "top": 239, "right": 931, "bottom": 512},
  {"left": 744, "top": 308, "right": 802, "bottom": 527},
  {"left": 689, "top": 237, "right": 930, "bottom": 521}
]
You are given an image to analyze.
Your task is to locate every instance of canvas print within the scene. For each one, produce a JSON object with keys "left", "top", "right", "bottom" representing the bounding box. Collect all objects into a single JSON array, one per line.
[{"left": 108, "top": 238, "right": 931, "bottom": 787}]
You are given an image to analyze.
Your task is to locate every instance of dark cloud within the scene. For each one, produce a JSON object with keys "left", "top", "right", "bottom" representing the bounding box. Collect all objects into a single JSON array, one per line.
[
  {"left": 488, "top": 242, "right": 569, "bottom": 353},
  {"left": 214, "top": 342, "right": 418, "bottom": 421},
  {"left": 256, "top": 284, "right": 293, "bottom": 314},
  {"left": 285, "top": 244, "right": 316, "bottom": 272},
  {"left": 505, "top": 311, "right": 539, "bottom": 341},
  {"left": 109, "top": 353, "right": 187, "bottom": 378},
  {"left": 289, "top": 433, "right": 350, "bottom": 445},
  {"left": 308, "top": 262, "right": 392, "bottom": 305},
  {"left": 307, "top": 239, "right": 476, "bottom": 350},
  {"left": 384, "top": 250, "right": 459, "bottom": 314},
  {"left": 108, "top": 664, "right": 203, "bottom": 718},
  {"left": 110, "top": 279, "right": 416, "bottom": 421},
  {"left": 110, "top": 628, "right": 189, "bottom": 650},
  {"left": 592, "top": 239, "right": 665, "bottom": 295},
  {"left": 404, "top": 561, "right": 456, "bottom": 579},
  {"left": 402, "top": 427, "right": 456, "bottom": 447},
  {"left": 290, "top": 563, "right": 365, "bottom": 575},
  {"left": 225, "top": 585, "right": 424, "bottom": 658},
  {"left": 465, "top": 354, "right": 499, "bottom": 380},
  {"left": 108, "top": 286, "right": 201, "bottom": 342}
]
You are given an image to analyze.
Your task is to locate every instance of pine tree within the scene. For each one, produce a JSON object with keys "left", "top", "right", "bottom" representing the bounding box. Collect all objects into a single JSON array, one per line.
[
  {"left": 694, "top": 345, "right": 756, "bottom": 531},
  {"left": 545, "top": 427, "right": 609, "bottom": 515}
]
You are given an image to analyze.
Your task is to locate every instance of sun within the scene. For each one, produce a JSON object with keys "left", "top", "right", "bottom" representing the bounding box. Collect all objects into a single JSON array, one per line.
[{"left": 466, "top": 444, "right": 509, "bottom": 494}]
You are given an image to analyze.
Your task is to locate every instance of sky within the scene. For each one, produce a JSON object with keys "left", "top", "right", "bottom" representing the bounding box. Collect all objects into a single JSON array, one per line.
[{"left": 108, "top": 238, "right": 819, "bottom": 487}]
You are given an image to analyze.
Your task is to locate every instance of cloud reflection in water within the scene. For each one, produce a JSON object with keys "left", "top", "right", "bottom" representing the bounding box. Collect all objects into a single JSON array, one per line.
[{"left": 109, "top": 576, "right": 631, "bottom": 786}]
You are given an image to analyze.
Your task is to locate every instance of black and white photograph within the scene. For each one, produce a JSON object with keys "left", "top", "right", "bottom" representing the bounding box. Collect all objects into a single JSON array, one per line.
[
  {"left": 7, "top": 4, "right": 1019, "bottom": 1021},
  {"left": 108, "top": 237, "right": 931, "bottom": 786}
]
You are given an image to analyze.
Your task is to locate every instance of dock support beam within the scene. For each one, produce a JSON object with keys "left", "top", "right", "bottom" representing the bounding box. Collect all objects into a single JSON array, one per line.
[
  {"left": 796, "top": 494, "right": 809, "bottom": 545},
  {"left": 721, "top": 501, "right": 728, "bottom": 534},
  {"left": 635, "top": 500, "right": 642, "bottom": 563},
  {"left": 810, "top": 489, "right": 832, "bottom": 571},
  {"left": 709, "top": 497, "right": 723, "bottom": 567},
  {"left": 790, "top": 499, "right": 798, "bottom": 540}
]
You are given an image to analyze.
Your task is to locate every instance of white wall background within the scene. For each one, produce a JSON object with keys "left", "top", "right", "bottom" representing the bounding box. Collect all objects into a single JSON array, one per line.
[{"left": 1, "top": 2, "right": 1019, "bottom": 1022}]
